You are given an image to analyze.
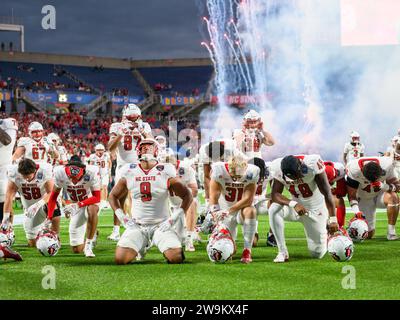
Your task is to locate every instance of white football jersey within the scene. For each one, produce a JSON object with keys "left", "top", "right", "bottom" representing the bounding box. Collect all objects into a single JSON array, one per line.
[
  {"left": 211, "top": 162, "right": 260, "bottom": 211},
  {"left": 88, "top": 152, "right": 111, "bottom": 176},
  {"left": 109, "top": 120, "right": 152, "bottom": 165},
  {"left": 343, "top": 142, "right": 365, "bottom": 163},
  {"left": 199, "top": 139, "right": 237, "bottom": 165},
  {"left": 7, "top": 163, "right": 53, "bottom": 209},
  {"left": 120, "top": 162, "right": 176, "bottom": 224},
  {"left": 54, "top": 165, "right": 101, "bottom": 202},
  {"left": 17, "top": 137, "right": 53, "bottom": 165},
  {"left": 169, "top": 160, "right": 197, "bottom": 208},
  {"left": 0, "top": 118, "right": 18, "bottom": 167},
  {"left": 324, "top": 161, "right": 345, "bottom": 184},
  {"left": 346, "top": 156, "right": 396, "bottom": 199},
  {"left": 233, "top": 128, "right": 262, "bottom": 158},
  {"left": 270, "top": 154, "right": 326, "bottom": 209}
]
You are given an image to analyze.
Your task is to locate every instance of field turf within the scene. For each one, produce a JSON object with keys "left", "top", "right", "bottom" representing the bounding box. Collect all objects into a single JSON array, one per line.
[{"left": 1, "top": 205, "right": 400, "bottom": 300}]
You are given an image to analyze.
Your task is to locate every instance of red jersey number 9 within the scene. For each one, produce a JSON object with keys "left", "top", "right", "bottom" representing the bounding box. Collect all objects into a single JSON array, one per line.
[{"left": 140, "top": 182, "right": 152, "bottom": 202}]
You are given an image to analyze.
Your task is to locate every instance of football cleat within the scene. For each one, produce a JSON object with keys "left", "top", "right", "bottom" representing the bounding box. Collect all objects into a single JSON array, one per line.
[
  {"left": 84, "top": 245, "right": 95, "bottom": 258},
  {"left": 240, "top": 248, "right": 252, "bottom": 264},
  {"left": 184, "top": 238, "right": 195, "bottom": 252},
  {"left": 387, "top": 233, "right": 399, "bottom": 241},
  {"left": 107, "top": 231, "right": 120, "bottom": 241},
  {"left": 266, "top": 232, "right": 277, "bottom": 247},
  {"left": 273, "top": 251, "right": 289, "bottom": 263},
  {"left": 252, "top": 232, "right": 259, "bottom": 247},
  {"left": 0, "top": 245, "right": 23, "bottom": 261}
]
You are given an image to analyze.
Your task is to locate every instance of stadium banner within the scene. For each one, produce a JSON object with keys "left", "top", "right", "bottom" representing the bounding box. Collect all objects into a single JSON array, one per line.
[
  {"left": 0, "top": 90, "right": 11, "bottom": 101},
  {"left": 22, "top": 92, "right": 99, "bottom": 104},
  {"left": 210, "top": 94, "right": 272, "bottom": 105},
  {"left": 111, "top": 95, "right": 144, "bottom": 105},
  {"left": 161, "top": 95, "right": 202, "bottom": 106}
]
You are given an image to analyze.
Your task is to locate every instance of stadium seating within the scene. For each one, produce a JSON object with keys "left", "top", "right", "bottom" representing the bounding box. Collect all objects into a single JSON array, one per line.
[
  {"left": 60, "top": 65, "right": 144, "bottom": 95},
  {"left": 0, "top": 62, "right": 78, "bottom": 91},
  {"left": 138, "top": 65, "right": 213, "bottom": 96}
]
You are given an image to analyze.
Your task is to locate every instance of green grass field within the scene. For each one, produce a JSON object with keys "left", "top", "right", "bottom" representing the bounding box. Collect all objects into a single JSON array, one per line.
[{"left": 2, "top": 205, "right": 400, "bottom": 300}]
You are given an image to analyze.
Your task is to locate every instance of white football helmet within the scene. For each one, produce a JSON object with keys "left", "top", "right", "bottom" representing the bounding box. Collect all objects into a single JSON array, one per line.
[
  {"left": 347, "top": 218, "right": 369, "bottom": 242},
  {"left": 122, "top": 104, "right": 141, "bottom": 123},
  {"left": 243, "top": 110, "right": 261, "bottom": 129},
  {"left": 155, "top": 135, "right": 167, "bottom": 147},
  {"left": 95, "top": 143, "right": 105, "bottom": 151},
  {"left": 137, "top": 139, "right": 159, "bottom": 161},
  {"left": 207, "top": 224, "right": 235, "bottom": 263},
  {"left": 327, "top": 234, "right": 354, "bottom": 262},
  {"left": 36, "top": 229, "right": 61, "bottom": 257},
  {"left": 47, "top": 133, "right": 60, "bottom": 146},
  {"left": 28, "top": 122, "right": 44, "bottom": 142},
  {"left": 350, "top": 131, "right": 360, "bottom": 144},
  {"left": 0, "top": 229, "right": 15, "bottom": 247}
]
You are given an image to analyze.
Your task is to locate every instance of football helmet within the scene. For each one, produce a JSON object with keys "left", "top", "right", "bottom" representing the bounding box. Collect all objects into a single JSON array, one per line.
[
  {"left": 95, "top": 143, "right": 105, "bottom": 157},
  {"left": 327, "top": 233, "right": 354, "bottom": 262},
  {"left": 207, "top": 224, "right": 235, "bottom": 263},
  {"left": 122, "top": 103, "right": 141, "bottom": 123},
  {"left": 65, "top": 155, "right": 86, "bottom": 183},
  {"left": 243, "top": 110, "right": 261, "bottom": 129},
  {"left": 155, "top": 135, "right": 167, "bottom": 148},
  {"left": 28, "top": 122, "right": 44, "bottom": 142},
  {"left": 350, "top": 131, "right": 360, "bottom": 144},
  {"left": 0, "top": 228, "right": 15, "bottom": 247},
  {"left": 36, "top": 229, "right": 61, "bottom": 257},
  {"left": 347, "top": 217, "right": 369, "bottom": 242},
  {"left": 47, "top": 133, "right": 60, "bottom": 146},
  {"left": 137, "top": 139, "right": 159, "bottom": 161}
]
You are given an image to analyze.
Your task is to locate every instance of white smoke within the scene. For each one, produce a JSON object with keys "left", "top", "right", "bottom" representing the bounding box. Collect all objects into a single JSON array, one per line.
[{"left": 199, "top": 0, "right": 400, "bottom": 161}]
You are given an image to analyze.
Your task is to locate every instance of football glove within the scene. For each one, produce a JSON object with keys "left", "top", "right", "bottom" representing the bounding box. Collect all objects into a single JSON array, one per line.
[
  {"left": 62, "top": 203, "right": 80, "bottom": 219},
  {"left": 25, "top": 199, "right": 46, "bottom": 218},
  {"left": 1, "top": 213, "right": 11, "bottom": 232}
]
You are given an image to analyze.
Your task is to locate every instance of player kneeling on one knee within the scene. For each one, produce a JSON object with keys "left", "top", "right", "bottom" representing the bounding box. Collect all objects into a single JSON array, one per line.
[
  {"left": 2, "top": 158, "right": 60, "bottom": 247},
  {"left": 269, "top": 155, "right": 339, "bottom": 263},
  {"left": 345, "top": 155, "right": 400, "bottom": 240},
  {"left": 108, "top": 139, "right": 193, "bottom": 265},
  {"left": 206, "top": 152, "right": 259, "bottom": 264},
  {"left": 47, "top": 155, "right": 101, "bottom": 258}
]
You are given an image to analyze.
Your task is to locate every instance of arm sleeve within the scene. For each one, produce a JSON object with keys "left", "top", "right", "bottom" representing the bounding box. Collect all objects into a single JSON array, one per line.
[
  {"left": 78, "top": 190, "right": 101, "bottom": 207},
  {"left": 47, "top": 190, "right": 60, "bottom": 219}
]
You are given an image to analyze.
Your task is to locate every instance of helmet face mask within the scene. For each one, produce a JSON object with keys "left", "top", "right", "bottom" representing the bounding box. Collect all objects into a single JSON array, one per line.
[
  {"left": 95, "top": 144, "right": 105, "bottom": 157},
  {"left": 122, "top": 104, "right": 141, "bottom": 123},
  {"left": 350, "top": 131, "right": 360, "bottom": 145},
  {"left": 243, "top": 110, "right": 261, "bottom": 129}
]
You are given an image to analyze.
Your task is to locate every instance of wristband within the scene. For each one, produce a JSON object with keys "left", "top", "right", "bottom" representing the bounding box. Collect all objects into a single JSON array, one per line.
[
  {"left": 288, "top": 201, "right": 298, "bottom": 208},
  {"left": 350, "top": 200, "right": 360, "bottom": 214},
  {"left": 328, "top": 216, "right": 338, "bottom": 224}
]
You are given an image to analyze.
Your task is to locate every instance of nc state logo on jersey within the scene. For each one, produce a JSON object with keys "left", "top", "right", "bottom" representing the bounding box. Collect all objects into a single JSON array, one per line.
[
  {"left": 156, "top": 165, "right": 165, "bottom": 171},
  {"left": 178, "top": 168, "right": 185, "bottom": 176},
  {"left": 129, "top": 163, "right": 137, "bottom": 169},
  {"left": 37, "top": 172, "right": 43, "bottom": 180},
  {"left": 84, "top": 175, "right": 90, "bottom": 181},
  {"left": 246, "top": 173, "right": 253, "bottom": 180}
]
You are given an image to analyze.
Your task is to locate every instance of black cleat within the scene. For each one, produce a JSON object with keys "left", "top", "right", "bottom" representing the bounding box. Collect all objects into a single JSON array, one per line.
[
  {"left": 266, "top": 232, "right": 277, "bottom": 247},
  {"left": 1, "top": 245, "right": 23, "bottom": 261}
]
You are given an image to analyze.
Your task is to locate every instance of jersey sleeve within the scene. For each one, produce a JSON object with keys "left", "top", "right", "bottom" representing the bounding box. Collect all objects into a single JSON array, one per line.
[
  {"left": 210, "top": 162, "right": 225, "bottom": 184},
  {"left": 42, "top": 164, "right": 54, "bottom": 181},
  {"left": 109, "top": 122, "right": 121, "bottom": 135},
  {"left": 53, "top": 167, "right": 64, "bottom": 189},
  {"left": 17, "top": 137, "right": 31, "bottom": 148},
  {"left": 246, "top": 165, "right": 260, "bottom": 184},
  {"left": 7, "top": 165, "right": 18, "bottom": 184},
  {"left": 345, "top": 159, "right": 361, "bottom": 182},
  {"left": 188, "top": 166, "right": 197, "bottom": 185},
  {"left": 164, "top": 163, "right": 177, "bottom": 180},
  {"left": 199, "top": 144, "right": 211, "bottom": 164},
  {"left": 343, "top": 143, "right": 349, "bottom": 154},
  {"left": 308, "top": 155, "right": 325, "bottom": 175}
]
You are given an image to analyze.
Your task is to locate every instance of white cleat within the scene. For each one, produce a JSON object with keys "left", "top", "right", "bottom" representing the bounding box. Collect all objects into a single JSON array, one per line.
[
  {"left": 273, "top": 251, "right": 289, "bottom": 263},
  {"left": 387, "top": 233, "right": 399, "bottom": 241},
  {"left": 107, "top": 231, "right": 120, "bottom": 241},
  {"left": 84, "top": 245, "right": 96, "bottom": 258},
  {"left": 185, "top": 240, "right": 196, "bottom": 252}
]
